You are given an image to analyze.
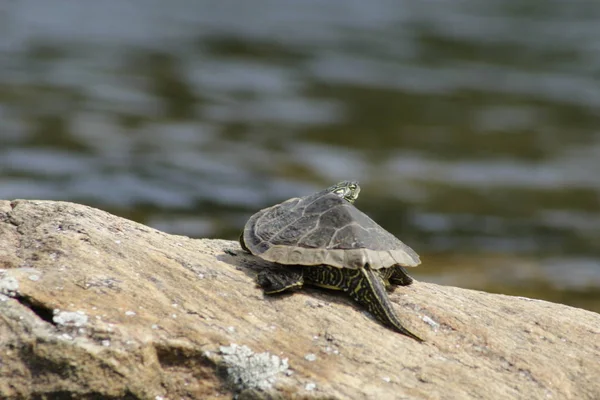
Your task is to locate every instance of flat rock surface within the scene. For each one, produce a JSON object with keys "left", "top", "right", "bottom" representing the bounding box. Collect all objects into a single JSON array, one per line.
[{"left": 0, "top": 200, "right": 599, "bottom": 399}]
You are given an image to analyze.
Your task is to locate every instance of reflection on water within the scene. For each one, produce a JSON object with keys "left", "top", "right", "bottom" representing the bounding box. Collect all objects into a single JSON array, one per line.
[{"left": 0, "top": 0, "right": 599, "bottom": 312}]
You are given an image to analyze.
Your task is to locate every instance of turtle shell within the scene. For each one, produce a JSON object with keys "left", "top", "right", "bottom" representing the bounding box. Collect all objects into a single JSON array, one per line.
[{"left": 242, "top": 188, "right": 420, "bottom": 269}]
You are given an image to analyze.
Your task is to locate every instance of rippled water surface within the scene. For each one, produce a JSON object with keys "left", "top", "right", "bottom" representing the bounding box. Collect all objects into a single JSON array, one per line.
[{"left": 1, "top": 0, "right": 599, "bottom": 311}]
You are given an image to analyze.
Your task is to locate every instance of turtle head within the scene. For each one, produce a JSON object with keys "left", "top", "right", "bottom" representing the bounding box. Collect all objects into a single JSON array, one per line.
[{"left": 327, "top": 181, "right": 360, "bottom": 204}]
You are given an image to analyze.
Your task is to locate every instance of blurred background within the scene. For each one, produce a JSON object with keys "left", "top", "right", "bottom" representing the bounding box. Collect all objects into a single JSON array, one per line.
[{"left": 1, "top": 0, "right": 599, "bottom": 312}]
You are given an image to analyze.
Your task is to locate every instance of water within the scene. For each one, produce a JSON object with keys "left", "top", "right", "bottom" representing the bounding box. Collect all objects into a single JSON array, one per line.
[{"left": 1, "top": 0, "right": 599, "bottom": 312}]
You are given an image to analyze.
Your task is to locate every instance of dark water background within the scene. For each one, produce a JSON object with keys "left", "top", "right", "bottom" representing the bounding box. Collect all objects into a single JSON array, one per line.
[{"left": 1, "top": 0, "right": 599, "bottom": 312}]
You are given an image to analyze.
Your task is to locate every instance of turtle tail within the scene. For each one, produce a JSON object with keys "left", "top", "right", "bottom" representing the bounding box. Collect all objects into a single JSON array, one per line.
[{"left": 348, "top": 266, "right": 423, "bottom": 342}]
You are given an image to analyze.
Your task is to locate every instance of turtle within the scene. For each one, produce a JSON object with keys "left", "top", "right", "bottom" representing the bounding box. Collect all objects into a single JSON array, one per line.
[{"left": 240, "top": 181, "right": 423, "bottom": 341}]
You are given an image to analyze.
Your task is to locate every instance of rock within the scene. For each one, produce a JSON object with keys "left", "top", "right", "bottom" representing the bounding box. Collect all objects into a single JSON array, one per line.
[{"left": 0, "top": 199, "right": 599, "bottom": 399}]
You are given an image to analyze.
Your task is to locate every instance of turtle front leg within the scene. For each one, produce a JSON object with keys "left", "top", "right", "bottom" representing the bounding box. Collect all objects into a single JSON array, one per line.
[
  {"left": 257, "top": 267, "right": 304, "bottom": 294},
  {"left": 347, "top": 266, "right": 423, "bottom": 342}
]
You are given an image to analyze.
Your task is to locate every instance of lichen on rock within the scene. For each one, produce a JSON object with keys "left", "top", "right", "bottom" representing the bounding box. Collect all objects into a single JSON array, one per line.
[
  {"left": 52, "top": 310, "right": 89, "bottom": 327},
  {"left": 220, "top": 343, "right": 289, "bottom": 391},
  {"left": 0, "top": 272, "right": 19, "bottom": 296}
]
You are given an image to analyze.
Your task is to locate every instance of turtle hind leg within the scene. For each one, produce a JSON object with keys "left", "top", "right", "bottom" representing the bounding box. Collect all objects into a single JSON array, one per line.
[
  {"left": 257, "top": 267, "right": 304, "bottom": 294},
  {"left": 348, "top": 266, "right": 423, "bottom": 342},
  {"left": 389, "top": 266, "right": 414, "bottom": 286},
  {"left": 377, "top": 267, "right": 410, "bottom": 292}
]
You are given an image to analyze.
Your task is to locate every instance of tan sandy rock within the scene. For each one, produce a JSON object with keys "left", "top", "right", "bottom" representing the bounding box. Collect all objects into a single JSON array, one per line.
[{"left": 0, "top": 200, "right": 599, "bottom": 399}]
